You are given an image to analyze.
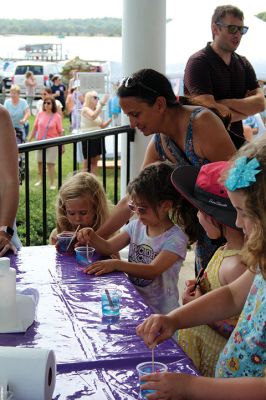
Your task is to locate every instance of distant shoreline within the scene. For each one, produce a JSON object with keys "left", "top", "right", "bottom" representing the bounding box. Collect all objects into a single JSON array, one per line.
[{"left": 0, "top": 17, "right": 122, "bottom": 37}]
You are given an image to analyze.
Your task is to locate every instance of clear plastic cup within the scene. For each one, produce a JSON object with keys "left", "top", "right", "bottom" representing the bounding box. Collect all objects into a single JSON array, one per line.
[
  {"left": 74, "top": 246, "right": 95, "bottom": 267},
  {"left": 136, "top": 361, "right": 168, "bottom": 399},
  {"left": 101, "top": 286, "right": 121, "bottom": 317},
  {"left": 56, "top": 232, "right": 76, "bottom": 254}
]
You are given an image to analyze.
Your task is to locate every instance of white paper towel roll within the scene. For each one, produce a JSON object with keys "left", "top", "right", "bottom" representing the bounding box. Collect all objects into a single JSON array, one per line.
[{"left": 0, "top": 347, "right": 56, "bottom": 400}]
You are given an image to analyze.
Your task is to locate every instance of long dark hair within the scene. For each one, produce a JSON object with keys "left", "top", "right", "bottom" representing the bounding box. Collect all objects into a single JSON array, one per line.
[
  {"left": 118, "top": 68, "right": 230, "bottom": 128},
  {"left": 127, "top": 162, "right": 200, "bottom": 244}
]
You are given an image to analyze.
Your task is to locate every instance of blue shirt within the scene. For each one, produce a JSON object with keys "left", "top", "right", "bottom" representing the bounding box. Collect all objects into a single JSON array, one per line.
[{"left": 4, "top": 98, "right": 29, "bottom": 130}]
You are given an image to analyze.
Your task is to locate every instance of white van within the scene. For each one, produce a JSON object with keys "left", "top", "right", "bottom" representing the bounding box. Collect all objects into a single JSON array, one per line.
[{"left": 11, "top": 61, "right": 61, "bottom": 97}]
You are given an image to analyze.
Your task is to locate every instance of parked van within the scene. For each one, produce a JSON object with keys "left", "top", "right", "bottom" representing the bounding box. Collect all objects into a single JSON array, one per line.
[{"left": 11, "top": 61, "right": 61, "bottom": 97}]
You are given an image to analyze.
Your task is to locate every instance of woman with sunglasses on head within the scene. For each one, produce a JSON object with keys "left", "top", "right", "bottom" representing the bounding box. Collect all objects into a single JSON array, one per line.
[
  {"left": 77, "top": 162, "right": 198, "bottom": 315},
  {"left": 97, "top": 68, "right": 236, "bottom": 274},
  {"left": 28, "top": 96, "right": 63, "bottom": 189},
  {"left": 80, "top": 91, "right": 112, "bottom": 175}
]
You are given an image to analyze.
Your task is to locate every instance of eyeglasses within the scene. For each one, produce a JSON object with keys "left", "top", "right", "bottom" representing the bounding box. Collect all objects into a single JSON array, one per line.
[
  {"left": 44, "top": 102, "right": 52, "bottom": 105},
  {"left": 121, "top": 76, "right": 159, "bottom": 95},
  {"left": 93, "top": 96, "right": 99, "bottom": 100},
  {"left": 216, "top": 22, "right": 249, "bottom": 35},
  {"left": 128, "top": 201, "right": 148, "bottom": 214}
]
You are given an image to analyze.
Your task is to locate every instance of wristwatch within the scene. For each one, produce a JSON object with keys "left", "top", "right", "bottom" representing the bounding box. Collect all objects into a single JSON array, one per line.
[{"left": 0, "top": 226, "right": 14, "bottom": 237}]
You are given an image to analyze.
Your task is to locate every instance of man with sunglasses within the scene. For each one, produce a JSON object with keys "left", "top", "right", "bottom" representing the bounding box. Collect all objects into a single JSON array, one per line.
[{"left": 184, "top": 5, "right": 264, "bottom": 149}]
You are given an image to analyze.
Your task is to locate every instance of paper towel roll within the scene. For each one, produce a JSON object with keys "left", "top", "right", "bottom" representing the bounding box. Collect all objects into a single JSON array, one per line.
[
  {"left": 0, "top": 294, "right": 36, "bottom": 333},
  {"left": 0, "top": 347, "right": 56, "bottom": 400}
]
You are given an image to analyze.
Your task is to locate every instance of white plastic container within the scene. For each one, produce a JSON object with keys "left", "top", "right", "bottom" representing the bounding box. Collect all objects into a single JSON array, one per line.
[{"left": 0, "top": 257, "right": 17, "bottom": 331}]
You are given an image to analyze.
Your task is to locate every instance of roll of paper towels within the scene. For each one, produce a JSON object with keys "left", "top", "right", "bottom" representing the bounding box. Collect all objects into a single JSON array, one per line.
[{"left": 0, "top": 347, "right": 56, "bottom": 400}]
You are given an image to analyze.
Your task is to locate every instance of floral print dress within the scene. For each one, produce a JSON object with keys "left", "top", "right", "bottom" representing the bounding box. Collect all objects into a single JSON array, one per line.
[{"left": 215, "top": 273, "right": 266, "bottom": 377}]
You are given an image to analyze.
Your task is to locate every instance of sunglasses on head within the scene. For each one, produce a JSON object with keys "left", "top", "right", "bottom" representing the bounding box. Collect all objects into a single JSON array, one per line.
[
  {"left": 128, "top": 201, "right": 148, "bottom": 214},
  {"left": 216, "top": 22, "right": 249, "bottom": 35},
  {"left": 121, "top": 76, "right": 159, "bottom": 95}
]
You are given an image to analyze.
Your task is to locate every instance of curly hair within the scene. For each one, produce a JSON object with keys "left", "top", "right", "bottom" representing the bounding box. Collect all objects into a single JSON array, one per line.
[
  {"left": 225, "top": 138, "right": 266, "bottom": 278},
  {"left": 55, "top": 172, "right": 110, "bottom": 234},
  {"left": 127, "top": 162, "right": 199, "bottom": 244}
]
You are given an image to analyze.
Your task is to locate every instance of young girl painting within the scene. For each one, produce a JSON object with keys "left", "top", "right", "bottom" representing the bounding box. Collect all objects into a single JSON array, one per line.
[
  {"left": 77, "top": 162, "right": 198, "bottom": 315},
  {"left": 49, "top": 172, "right": 110, "bottom": 244},
  {"left": 172, "top": 161, "right": 246, "bottom": 377}
]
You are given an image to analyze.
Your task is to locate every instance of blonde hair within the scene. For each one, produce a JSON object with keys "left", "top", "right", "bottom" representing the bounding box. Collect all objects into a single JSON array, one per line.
[
  {"left": 10, "top": 84, "right": 20, "bottom": 93},
  {"left": 84, "top": 91, "right": 98, "bottom": 109},
  {"left": 55, "top": 172, "right": 110, "bottom": 234},
  {"left": 226, "top": 137, "right": 266, "bottom": 278}
]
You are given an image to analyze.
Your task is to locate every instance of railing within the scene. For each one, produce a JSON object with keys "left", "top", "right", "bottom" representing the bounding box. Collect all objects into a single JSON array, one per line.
[{"left": 18, "top": 125, "right": 135, "bottom": 245}]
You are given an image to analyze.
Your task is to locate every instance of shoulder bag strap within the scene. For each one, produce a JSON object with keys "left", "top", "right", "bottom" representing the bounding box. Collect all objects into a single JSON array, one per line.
[{"left": 42, "top": 114, "right": 54, "bottom": 140}]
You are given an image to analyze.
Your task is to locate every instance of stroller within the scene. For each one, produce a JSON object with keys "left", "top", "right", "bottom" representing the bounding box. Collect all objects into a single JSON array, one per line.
[{"left": 15, "top": 127, "right": 26, "bottom": 185}]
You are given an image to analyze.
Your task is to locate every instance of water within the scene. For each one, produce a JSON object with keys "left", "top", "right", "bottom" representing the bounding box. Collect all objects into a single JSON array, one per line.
[
  {"left": 56, "top": 233, "right": 75, "bottom": 254},
  {"left": 136, "top": 362, "right": 168, "bottom": 399},
  {"left": 101, "top": 290, "right": 120, "bottom": 317},
  {"left": 0, "top": 35, "right": 122, "bottom": 62},
  {"left": 75, "top": 247, "right": 95, "bottom": 268}
]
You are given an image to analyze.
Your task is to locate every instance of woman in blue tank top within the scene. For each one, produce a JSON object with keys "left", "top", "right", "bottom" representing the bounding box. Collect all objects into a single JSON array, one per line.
[{"left": 97, "top": 68, "right": 236, "bottom": 273}]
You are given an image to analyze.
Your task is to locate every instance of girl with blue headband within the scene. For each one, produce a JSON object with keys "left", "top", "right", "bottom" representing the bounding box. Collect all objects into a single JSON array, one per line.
[{"left": 136, "top": 138, "right": 266, "bottom": 400}]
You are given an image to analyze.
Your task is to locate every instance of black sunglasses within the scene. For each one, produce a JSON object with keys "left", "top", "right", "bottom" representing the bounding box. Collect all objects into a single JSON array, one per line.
[
  {"left": 121, "top": 76, "right": 159, "bottom": 95},
  {"left": 93, "top": 96, "right": 99, "bottom": 100},
  {"left": 44, "top": 101, "right": 52, "bottom": 105},
  {"left": 216, "top": 22, "right": 249, "bottom": 35}
]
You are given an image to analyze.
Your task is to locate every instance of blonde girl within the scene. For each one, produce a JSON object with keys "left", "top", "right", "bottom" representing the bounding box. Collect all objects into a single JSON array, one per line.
[
  {"left": 136, "top": 138, "right": 266, "bottom": 400},
  {"left": 49, "top": 172, "right": 110, "bottom": 244}
]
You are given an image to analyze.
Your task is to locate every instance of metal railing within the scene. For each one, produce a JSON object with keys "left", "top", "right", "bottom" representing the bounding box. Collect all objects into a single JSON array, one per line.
[{"left": 18, "top": 125, "right": 135, "bottom": 245}]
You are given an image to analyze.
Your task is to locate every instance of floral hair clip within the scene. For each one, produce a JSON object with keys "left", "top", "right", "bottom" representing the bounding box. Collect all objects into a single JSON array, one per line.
[{"left": 225, "top": 156, "right": 261, "bottom": 191}]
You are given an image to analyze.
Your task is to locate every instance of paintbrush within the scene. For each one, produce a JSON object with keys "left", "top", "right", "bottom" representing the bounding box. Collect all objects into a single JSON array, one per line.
[
  {"left": 105, "top": 289, "right": 114, "bottom": 308},
  {"left": 193, "top": 267, "right": 205, "bottom": 292},
  {"left": 66, "top": 224, "right": 80, "bottom": 251}
]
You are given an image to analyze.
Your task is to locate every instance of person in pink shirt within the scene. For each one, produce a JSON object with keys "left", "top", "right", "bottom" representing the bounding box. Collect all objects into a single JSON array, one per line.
[{"left": 28, "top": 96, "right": 63, "bottom": 190}]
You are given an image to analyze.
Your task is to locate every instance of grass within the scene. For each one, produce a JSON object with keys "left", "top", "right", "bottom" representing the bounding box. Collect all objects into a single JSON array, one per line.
[{"left": 17, "top": 115, "right": 120, "bottom": 246}]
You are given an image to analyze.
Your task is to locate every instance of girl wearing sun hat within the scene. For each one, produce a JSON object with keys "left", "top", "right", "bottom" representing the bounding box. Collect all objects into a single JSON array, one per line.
[{"left": 171, "top": 161, "right": 246, "bottom": 377}]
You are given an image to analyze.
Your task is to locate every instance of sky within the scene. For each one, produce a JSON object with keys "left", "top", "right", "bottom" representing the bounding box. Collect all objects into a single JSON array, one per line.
[{"left": 1, "top": 0, "right": 265, "bottom": 19}]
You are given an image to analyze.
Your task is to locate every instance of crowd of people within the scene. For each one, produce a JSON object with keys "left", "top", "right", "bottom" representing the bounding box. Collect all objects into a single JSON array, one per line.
[{"left": 1, "top": 4, "right": 265, "bottom": 399}]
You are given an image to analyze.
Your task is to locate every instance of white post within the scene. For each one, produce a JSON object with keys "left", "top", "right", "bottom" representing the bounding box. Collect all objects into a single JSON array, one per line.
[{"left": 120, "top": 0, "right": 166, "bottom": 197}]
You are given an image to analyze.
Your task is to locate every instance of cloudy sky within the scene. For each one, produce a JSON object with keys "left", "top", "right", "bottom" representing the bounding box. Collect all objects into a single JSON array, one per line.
[{"left": 2, "top": 0, "right": 265, "bottom": 19}]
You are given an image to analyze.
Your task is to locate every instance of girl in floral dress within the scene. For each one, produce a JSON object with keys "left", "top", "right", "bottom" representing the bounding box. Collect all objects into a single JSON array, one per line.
[{"left": 136, "top": 138, "right": 266, "bottom": 400}]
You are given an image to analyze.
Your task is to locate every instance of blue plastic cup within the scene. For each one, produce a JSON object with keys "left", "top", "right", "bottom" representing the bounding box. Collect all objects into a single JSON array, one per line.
[
  {"left": 136, "top": 361, "right": 168, "bottom": 399},
  {"left": 75, "top": 246, "right": 95, "bottom": 267},
  {"left": 101, "top": 287, "right": 121, "bottom": 317},
  {"left": 56, "top": 232, "right": 75, "bottom": 254}
]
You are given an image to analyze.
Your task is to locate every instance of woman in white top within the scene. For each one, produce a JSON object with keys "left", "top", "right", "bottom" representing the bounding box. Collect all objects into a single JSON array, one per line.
[{"left": 80, "top": 91, "right": 111, "bottom": 174}]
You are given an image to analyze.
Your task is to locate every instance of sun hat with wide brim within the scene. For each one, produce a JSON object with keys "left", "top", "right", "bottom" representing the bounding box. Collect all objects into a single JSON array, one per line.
[{"left": 171, "top": 161, "right": 238, "bottom": 230}]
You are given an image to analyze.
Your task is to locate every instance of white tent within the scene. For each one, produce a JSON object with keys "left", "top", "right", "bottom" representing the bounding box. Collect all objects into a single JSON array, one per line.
[{"left": 166, "top": 13, "right": 266, "bottom": 80}]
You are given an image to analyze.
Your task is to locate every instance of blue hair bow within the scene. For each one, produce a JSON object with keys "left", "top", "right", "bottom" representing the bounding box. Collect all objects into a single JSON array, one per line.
[{"left": 225, "top": 156, "right": 261, "bottom": 191}]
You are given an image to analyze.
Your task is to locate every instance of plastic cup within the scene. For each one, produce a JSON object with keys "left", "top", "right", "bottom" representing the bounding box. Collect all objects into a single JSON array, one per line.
[
  {"left": 101, "top": 287, "right": 121, "bottom": 317},
  {"left": 75, "top": 246, "right": 95, "bottom": 268},
  {"left": 136, "top": 361, "right": 168, "bottom": 399},
  {"left": 56, "top": 232, "right": 76, "bottom": 254}
]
